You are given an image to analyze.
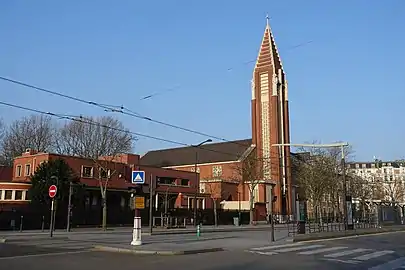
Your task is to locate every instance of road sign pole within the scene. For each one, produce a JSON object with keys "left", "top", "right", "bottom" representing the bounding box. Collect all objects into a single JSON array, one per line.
[
  {"left": 131, "top": 208, "right": 142, "bottom": 246},
  {"left": 149, "top": 174, "right": 153, "bottom": 234},
  {"left": 48, "top": 185, "right": 57, "bottom": 237},
  {"left": 49, "top": 199, "right": 55, "bottom": 238}
]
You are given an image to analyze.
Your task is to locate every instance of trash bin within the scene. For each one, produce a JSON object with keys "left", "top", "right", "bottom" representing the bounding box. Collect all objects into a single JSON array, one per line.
[{"left": 233, "top": 217, "right": 240, "bottom": 226}]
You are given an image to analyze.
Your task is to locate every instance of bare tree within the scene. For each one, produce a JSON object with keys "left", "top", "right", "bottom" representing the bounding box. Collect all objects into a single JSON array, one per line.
[
  {"left": 294, "top": 143, "right": 354, "bottom": 222},
  {"left": 233, "top": 152, "right": 268, "bottom": 225},
  {"left": 56, "top": 116, "right": 134, "bottom": 230},
  {"left": 383, "top": 177, "right": 405, "bottom": 204},
  {"left": 349, "top": 174, "right": 375, "bottom": 219},
  {"left": 0, "top": 114, "right": 56, "bottom": 165},
  {"left": 55, "top": 116, "right": 133, "bottom": 159},
  {"left": 0, "top": 119, "right": 6, "bottom": 165},
  {"left": 201, "top": 180, "right": 231, "bottom": 226}
]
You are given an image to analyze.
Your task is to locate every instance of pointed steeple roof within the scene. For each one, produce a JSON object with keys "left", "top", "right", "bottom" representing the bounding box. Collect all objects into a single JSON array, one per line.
[{"left": 254, "top": 15, "right": 283, "bottom": 73}]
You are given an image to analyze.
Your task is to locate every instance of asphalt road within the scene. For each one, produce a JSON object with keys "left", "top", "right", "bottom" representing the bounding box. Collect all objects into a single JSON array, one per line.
[{"left": 2, "top": 231, "right": 405, "bottom": 269}]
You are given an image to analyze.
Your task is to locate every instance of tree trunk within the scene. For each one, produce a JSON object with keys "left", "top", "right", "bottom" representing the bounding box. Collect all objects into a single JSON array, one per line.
[
  {"left": 249, "top": 194, "right": 255, "bottom": 225},
  {"left": 102, "top": 194, "right": 107, "bottom": 231},
  {"left": 213, "top": 199, "right": 218, "bottom": 226}
]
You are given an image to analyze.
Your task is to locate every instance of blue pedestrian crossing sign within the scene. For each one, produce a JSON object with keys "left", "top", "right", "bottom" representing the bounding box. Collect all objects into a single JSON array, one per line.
[{"left": 131, "top": 171, "right": 145, "bottom": 184}]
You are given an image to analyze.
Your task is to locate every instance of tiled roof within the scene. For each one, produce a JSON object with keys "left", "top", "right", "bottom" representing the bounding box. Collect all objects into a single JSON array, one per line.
[{"left": 140, "top": 139, "right": 253, "bottom": 167}]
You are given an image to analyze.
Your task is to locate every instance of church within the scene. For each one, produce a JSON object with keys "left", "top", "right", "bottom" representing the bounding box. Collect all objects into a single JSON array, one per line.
[{"left": 140, "top": 17, "right": 295, "bottom": 221}]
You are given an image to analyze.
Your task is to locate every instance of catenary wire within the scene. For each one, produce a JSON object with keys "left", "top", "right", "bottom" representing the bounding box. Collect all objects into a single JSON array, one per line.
[
  {"left": 0, "top": 39, "right": 313, "bottom": 152},
  {"left": 0, "top": 76, "right": 254, "bottom": 149},
  {"left": 0, "top": 101, "right": 248, "bottom": 160},
  {"left": 0, "top": 101, "right": 294, "bottom": 169}
]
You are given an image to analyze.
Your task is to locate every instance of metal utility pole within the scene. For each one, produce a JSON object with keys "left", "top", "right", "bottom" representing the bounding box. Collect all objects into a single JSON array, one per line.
[
  {"left": 66, "top": 181, "right": 73, "bottom": 232},
  {"left": 193, "top": 139, "right": 212, "bottom": 227},
  {"left": 149, "top": 174, "right": 153, "bottom": 234},
  {"left": 270, "top": 184, "right": 275, "bottom": 242}
]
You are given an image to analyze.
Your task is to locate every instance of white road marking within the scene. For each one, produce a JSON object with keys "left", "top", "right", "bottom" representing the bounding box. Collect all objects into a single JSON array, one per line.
[
  {"left": 324, "top": 248, "right": 370, "bottom": 258},
  {"left": 298, "top": 246, "right": 348, "bottom": 255},
  {"left": 352, "top": 250, "right": 395, "bottom": 261},
  {"left": 248, "top": 250, "right": 278, "bottom": 256},
  {"left": 250, "top": 242, "right": 303, "bottom": 251},
  {"left": 367, "top": 256, "right": 405, "bottom": 270},
  {"left": 322, "top": 258, "right": 360, "bottom": 264},
  {"left": 0, "top": 250, "right": 93, "bottom": 260},
  {"left": 272, "top": 244, "right": 325, "bottom": 253}
]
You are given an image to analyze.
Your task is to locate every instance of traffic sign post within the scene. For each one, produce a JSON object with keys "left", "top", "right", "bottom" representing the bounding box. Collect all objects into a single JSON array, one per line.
[
  {"left": 48, "top": 185, "right": 57, "bottom": 238},
  {"left": 131, "top": 171, "right": 145, "bottom": 184},
  {"left": 130, "top": 171, "right": 144, "bottom": 246}
]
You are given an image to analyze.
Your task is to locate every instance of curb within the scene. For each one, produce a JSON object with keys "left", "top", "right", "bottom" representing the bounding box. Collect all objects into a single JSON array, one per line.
[
  {"left": 150, "top": 226, "right": 279, "bottom": 236},
  {"left": 293, "top": 228, "right": 405, "bottom": 243},
  {"left": 0, "top": 236, "right": 69, "bottom": 243},
  {"left": 92, "top": 245, "right": 224, "bottom": 255}
]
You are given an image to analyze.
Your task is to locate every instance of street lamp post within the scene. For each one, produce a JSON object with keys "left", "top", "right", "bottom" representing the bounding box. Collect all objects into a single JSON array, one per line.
[{"left": 193, "top": 139, "right": 212, "bottom": 227}]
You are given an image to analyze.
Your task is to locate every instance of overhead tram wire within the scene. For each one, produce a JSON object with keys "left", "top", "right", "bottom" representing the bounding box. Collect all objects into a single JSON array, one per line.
[
  {"left": 0, "top": 101, "right": 292, "bottom": 169},
  {"left": 0, "top": 38, "right": 314, "bottom": 150},
  {"left": 0, "top": 37, "right": 313, "bottom": 154},
  {"left": 0, "top": 101, "right": 254, "bottom": 160},
  {"left": 0, "top": 76, "right": 253, "bottom": 149}
]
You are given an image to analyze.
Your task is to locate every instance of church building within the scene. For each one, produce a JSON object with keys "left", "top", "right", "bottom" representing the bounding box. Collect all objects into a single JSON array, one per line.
[{"left": 140, "top": 17, "right": 294, "bottom": 221}]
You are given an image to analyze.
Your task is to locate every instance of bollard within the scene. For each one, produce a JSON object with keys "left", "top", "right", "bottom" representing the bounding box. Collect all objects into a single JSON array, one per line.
[
  {"left": 19, "top": 216, "right": 23, "bottom": 232},
  {"left": 41, "top": 215, "right": 45, "bottom": 232},
  {"left": 197, "top": 224, "right": 201, "bottom": 238}
]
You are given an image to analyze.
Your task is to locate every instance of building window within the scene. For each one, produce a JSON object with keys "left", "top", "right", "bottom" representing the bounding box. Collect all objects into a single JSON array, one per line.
[
  {"left": 157, "top": 177, "right": 176, "bottom": 185},
  {"left": 82, "top": 166, "right": 94, "bottom": 178},
  {"left": 180, "top": 179, "right": 189, "bottom": 186},
  {"left": 26, "top": 190, "right": 31, "bottom": 200},
  {"left": 0, "top": 190, "right": 2, "bottom": 200},
  {"left": 212, "top": 165, "right": 222, "bottom": 177},
  {"left": 15, "top": 190, "right": 23, "bottom": 200},
  {"left": 16, "top": 165, "right": 22, "bottom": 177},
  {"left": 4, "top": 190, "right": 13, "bottom": 200},
  {"left": 25, "top": 164, "right": 31, "bottom": 176},
  {"left": 99, "top": 168, "right": 111, "bottom": 179},
  {"left": 200, "top": 183, "right": 206, "bottom": 193}
]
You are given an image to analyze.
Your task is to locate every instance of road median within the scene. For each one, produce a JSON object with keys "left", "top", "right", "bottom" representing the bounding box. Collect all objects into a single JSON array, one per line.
[{"left": 293, "top": 225, "right": 405, "bottom": 242}]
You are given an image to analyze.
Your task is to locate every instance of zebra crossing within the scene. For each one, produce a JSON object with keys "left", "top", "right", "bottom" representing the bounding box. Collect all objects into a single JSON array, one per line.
[{"left": 247, "top": 242, "right": 398, "bottom": 266}]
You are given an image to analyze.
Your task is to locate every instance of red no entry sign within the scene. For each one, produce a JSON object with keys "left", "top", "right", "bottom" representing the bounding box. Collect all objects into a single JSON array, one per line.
[{"left": 49, "top": 185, "right": 57, "bottom": 198}]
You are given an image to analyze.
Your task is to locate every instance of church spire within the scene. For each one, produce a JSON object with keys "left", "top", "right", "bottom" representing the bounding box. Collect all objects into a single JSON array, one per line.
[{"left": 254, "top": 15, "right": 283, "bottom": 73}]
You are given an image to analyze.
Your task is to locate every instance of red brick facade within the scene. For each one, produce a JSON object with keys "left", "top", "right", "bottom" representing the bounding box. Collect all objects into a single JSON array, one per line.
[
  {"left": 1, "top": 149, "right": 207, "bottom": 209},
  {"left": 251, "top": 21, "right": 292, "bottom": 216}
]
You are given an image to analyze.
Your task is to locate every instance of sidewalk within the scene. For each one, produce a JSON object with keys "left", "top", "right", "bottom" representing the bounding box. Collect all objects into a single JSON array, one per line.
[
  {"left": 92, "top": 230, "right": 291, "bottom": 255},
  {"left": 0, "top": 223, "right": 286, "bottom": 238}
]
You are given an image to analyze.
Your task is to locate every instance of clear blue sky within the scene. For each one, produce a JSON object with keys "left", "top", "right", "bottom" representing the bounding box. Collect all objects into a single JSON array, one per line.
[{"left": 1, "top": 0, "right": 404, "bottom": 161}]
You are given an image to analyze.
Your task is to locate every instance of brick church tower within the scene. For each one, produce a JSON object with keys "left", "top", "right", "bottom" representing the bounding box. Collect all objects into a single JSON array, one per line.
[{"left": 251, "top": 17, "right": 292, "bottom": 218}]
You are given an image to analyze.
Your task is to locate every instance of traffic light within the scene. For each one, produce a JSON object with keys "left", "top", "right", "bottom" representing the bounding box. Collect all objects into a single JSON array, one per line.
[
  {"left": 128, "top": 185, "right": 144, "bottom": 210},
  {"left": 128, "top": 185, "right": 143, "bottom": 197}
]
